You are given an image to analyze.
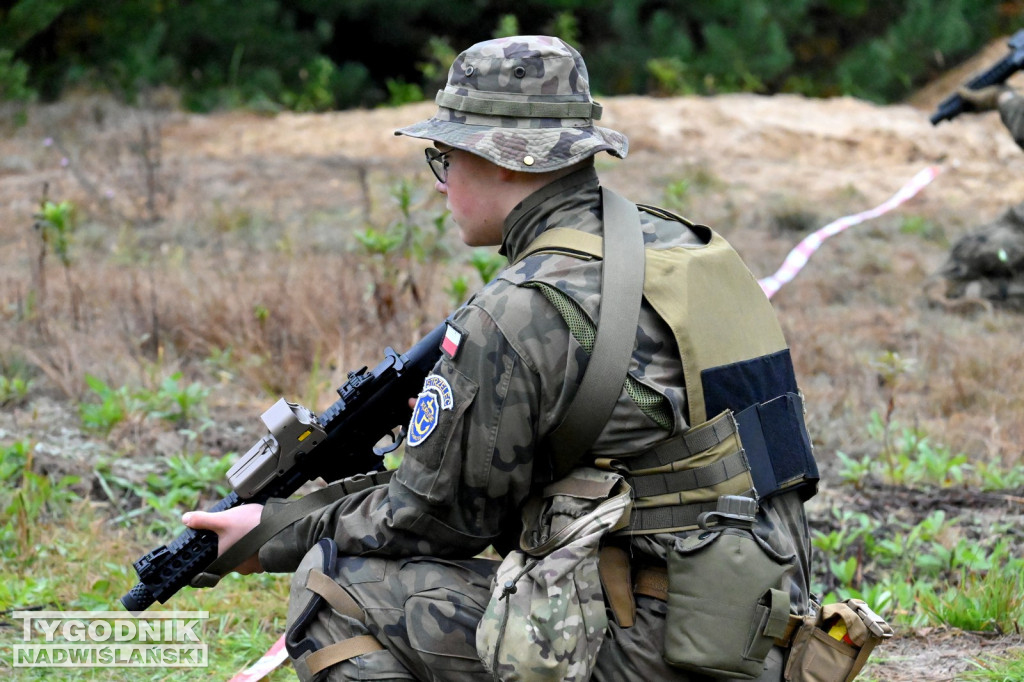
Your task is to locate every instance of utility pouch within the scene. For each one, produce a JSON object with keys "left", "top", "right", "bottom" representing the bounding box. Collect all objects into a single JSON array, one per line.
[
  {"left": 784, "top": 599, "right": 893, "bottom": 682},
  {"left": 476, "top": 467, "right": 631, "bottom": 682},
  {"left": 663, "top": 495, "right": 795, "bottom": 679}
]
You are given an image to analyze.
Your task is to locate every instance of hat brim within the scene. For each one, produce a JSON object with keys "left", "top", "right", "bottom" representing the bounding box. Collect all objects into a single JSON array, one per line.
[{"left": 395, "top": 117, "right": 628, "bottom": 173}]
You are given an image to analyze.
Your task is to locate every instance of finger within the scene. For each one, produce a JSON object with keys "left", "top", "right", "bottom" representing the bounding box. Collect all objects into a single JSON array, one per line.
[{"left": 181, "top": 510, "right": 221, "bottom": 531}]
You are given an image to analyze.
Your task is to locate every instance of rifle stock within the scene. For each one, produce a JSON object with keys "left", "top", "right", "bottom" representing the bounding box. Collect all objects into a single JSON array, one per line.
[
  {"left": 120, "top": 321, "right": 446, "bottom": 612},
  {"left": 931, "top": 29, "right": 1024, "bottom": 125}
]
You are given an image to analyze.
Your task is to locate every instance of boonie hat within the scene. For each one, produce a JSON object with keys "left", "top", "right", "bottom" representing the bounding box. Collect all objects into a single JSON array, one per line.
[{"left": 395, "top": 35, "right": 628, "bottom": 172}]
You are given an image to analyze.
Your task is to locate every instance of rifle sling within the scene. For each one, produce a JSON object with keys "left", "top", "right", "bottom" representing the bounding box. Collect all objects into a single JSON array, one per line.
[
  {"left": 191, "top": 470, "right": 394, "bottom": 588},
  {"left": 543, "top": 187, "right": 645, "bottom": 479}
]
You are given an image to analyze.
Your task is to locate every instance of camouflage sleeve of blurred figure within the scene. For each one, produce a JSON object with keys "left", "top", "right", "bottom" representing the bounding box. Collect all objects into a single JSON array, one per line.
[{"left": 999, "top": 93, "right": 1024, "bottom": 149}]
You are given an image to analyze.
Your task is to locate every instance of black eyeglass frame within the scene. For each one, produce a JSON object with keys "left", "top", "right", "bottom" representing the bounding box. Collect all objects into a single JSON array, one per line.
[{"left": 424, "top": 147, "right": 455, "bottom": 183}]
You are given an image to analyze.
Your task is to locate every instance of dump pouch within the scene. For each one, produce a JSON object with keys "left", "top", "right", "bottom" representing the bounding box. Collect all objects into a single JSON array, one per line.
[
  {"left": 476, "top": 467, "right": 631, "bottom": 682},
  {"left": 784, "top": 599, "right": 893, "bottom": 682},
  {"left": 663, "top": 496, "right": 795, "bottom": 679}
]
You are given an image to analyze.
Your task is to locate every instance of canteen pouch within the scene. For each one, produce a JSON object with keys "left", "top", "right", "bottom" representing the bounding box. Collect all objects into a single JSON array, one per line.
[
  {"left": 476, "top": 467, "right": 631, "bottom": 682},
  {"left": 784, "top": 598, "right": 893, "bottom": 682},
  {"left": 664, "top": 497, "right": 795, "bottom": 679}
]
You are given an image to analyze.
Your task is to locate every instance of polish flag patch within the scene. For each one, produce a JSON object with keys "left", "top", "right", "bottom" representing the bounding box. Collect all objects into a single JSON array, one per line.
[{"left": 441, "top": 323, "right": 464, "bottom": 360}]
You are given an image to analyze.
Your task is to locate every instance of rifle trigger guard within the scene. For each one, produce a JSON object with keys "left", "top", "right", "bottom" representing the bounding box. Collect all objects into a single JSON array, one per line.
[{"left": 373, "top": 427, "right": 407, "bottom": 456}]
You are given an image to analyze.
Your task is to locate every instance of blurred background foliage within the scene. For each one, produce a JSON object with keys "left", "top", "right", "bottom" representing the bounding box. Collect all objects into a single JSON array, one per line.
[{"left": 1, "top": 0, "right": 1023, "bottom": 111}]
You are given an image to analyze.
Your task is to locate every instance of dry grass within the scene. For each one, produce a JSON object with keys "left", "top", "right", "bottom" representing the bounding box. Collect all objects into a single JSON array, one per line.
[{"left": 2, "top": 92, "right": 1023, "bottom": 478}]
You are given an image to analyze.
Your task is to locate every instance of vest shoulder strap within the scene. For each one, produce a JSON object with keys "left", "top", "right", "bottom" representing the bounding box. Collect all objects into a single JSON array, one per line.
[{"left": 539, "top": 188, "right": 645, "bottom": 478}]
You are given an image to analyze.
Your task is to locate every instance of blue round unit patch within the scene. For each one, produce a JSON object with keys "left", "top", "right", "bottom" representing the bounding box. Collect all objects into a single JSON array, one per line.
[{"left": 407, "top": 374, "right": 454, "bottom": 447}]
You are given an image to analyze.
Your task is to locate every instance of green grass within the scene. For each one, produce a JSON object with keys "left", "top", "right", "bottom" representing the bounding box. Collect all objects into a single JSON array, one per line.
[
  {"left": 961, "top": 650, "right": 1024, "bottom": 681},
  {"left": 0, "top": 499, "right": 293, "bottom": 680},
  {"left": 0, "top": 437, "right": 292, "bottom": 680}
]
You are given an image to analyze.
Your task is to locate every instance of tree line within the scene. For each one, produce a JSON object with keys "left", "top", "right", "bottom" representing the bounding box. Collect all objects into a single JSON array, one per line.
[{"left": 0, "top": 0, "right": 1019, "bottom": 112}]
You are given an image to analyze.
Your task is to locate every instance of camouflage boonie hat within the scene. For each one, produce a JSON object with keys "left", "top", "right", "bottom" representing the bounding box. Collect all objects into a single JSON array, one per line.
[{"left": 395, "top": 35, "right": 628, "bottom": 172}]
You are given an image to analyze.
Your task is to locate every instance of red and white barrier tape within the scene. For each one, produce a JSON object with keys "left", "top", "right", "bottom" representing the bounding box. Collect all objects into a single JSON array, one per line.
[
  {"left": 229, "top": 633, "right": 288, "bottom": 682},
  {"left": 758, "top": 165, "right": 943, "bottom": 299}
]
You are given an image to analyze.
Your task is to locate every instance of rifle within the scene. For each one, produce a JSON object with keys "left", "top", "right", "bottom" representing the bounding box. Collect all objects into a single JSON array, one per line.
[
  {"left": 931, "top": 29, "right": 1024, "bottom": 125},
  {"left": 120, "top": 321, "right": 446, "bottom": 612}
]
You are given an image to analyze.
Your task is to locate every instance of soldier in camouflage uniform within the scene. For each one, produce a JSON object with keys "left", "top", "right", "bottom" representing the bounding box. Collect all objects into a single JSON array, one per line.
[
  {"left": 938, "top": 85, "right": 1024, "bottom": 306},
  {"left": 185, "top": 36, "right": 816, "bottom": 681}
]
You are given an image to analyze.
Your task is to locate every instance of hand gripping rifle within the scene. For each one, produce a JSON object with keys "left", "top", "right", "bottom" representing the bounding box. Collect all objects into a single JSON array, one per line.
[
  {"left": 931, "top": 29, "right": 1024, "bottom": 125},
  {"left": 120, "top": 322, "right": 446, "bottom": 612}
]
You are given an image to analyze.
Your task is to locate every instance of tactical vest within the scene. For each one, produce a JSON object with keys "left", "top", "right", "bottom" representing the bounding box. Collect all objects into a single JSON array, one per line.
[{"left": 515, "top": 201, "right": 819, "bottom": 534}]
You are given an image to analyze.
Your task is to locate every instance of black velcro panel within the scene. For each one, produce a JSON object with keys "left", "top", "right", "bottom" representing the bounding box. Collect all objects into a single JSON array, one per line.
[
  {"left": 760, "top": 393, "right": 816, "bottom": 488},
  {"left": 701, "top": 349, "right": 798, "bottom": 419},
  {"left": 703, "top": 351, "right": 818, "bottom": 500},
  {"left": 734, "top": 393, "right": 819, "bottom": 500}
]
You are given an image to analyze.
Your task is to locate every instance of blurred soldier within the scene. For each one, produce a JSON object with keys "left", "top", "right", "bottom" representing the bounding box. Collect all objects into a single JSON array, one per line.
[
  {"left": 937, "top": 85, "right": 1024, "bottom": 306},
  {"left": 958, "top": 83, "right": 1024, "bottom": 148},
  {"left": 184, "top": 36, "right": 820, "bottom": 681}
]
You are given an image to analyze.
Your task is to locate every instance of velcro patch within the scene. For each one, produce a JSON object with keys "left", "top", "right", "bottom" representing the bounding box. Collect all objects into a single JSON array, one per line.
[
  {"left": 407, "top": 374, "right": 454, "bottom": 447},
  {"left": 440, "top": 323, "right": 464, "bottom": 360}
]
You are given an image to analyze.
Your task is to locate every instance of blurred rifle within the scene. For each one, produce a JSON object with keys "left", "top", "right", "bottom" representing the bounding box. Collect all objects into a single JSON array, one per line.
[
  {"left": 121, "top": 321, "right": 446, "bottom": 612},
  {"left": 931, "top": 29, "right": 1024, "bottom": 125}
]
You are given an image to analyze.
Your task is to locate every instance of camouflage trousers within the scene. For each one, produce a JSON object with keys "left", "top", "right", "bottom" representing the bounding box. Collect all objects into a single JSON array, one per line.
[{"left": 285, "top": 548, "right": 787, "bottom": 682}]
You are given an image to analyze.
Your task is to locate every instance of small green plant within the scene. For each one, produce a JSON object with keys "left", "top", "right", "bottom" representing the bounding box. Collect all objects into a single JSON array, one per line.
[
  {"left": 663, "top": 178, "right": 691, "bottom": 211},
  {"left": 812, "top": 501, "right": 1024, "bottom": 631},
  {"left": 354, "top": 180, "right": 451, "bottom": 321},
  {"left": 30, "top": 193, "right": 82, "bottom": 328},
  {"left": 79, "top": 374, "right": 142, "bottom": 432},
  {"left": 919, "top": 566, "right": 1024, "bottom": 633},
  {"left": 446, "top": 274, "right": 470, "bottom": 306},
  {"left": 1, "top": 441, "right": 81, "bottom": 559},
  {"left": 0, "top": 372, "right": 32, "bottom": 406},
  {"left": 0, "top": 439, "right": 30, "bottom": 483},
  {"left": 35, "top": 199, "right": 75, "bottom": 266},
  {"left": 282, "top": 56, "right": 338, "bottom": 112},
  {"left": 470, "top": 249, "right": 505, "bottom": 284},
  {"left": 898, "top": 214, "right": 942, "bottom": 242},
  {"left": 108, "top": 451, "right": 236, "bottom": 534},
  {"left": 836, "top": 411, "right": 1021, "bottom": 491},
  {"left": 79, "top": 372, "right": 209, "bottom": 432},
  {"left": 147, "top": 372, "right": 210, "bottom": 423},
  {"left": 355, "top": 226, "right": 403, "bottom": 256}
]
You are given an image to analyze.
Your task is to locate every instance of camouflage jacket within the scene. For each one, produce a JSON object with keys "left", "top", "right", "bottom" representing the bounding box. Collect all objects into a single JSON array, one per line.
[
  {"left": 259, "top": 167, "right": 812, "bottom": 612},
  {"left": 258, "top": 166, "right": 709, "bottom": 569},
  {"left": 1000, "top": 94, "right": 1024, "bottom": 149}
]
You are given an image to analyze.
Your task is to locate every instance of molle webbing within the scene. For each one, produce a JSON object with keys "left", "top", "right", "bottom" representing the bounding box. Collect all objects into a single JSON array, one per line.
[
  {"left": 626, "top": 450, "right": 749, "bottom": 499},
  {"left": 523, "top": 281, "right": 673, "bottom": 430},
  {"left": 609, "top": 411, "right": 756, "bottom": 535},
  {"left": 625, "top": 501, "right": 721, "bottom": 535}
]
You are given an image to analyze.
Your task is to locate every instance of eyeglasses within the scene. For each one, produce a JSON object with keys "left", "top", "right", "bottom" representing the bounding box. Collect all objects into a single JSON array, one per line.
[{"left": 424, "top": 147, "right": 455, "bottom": 183}]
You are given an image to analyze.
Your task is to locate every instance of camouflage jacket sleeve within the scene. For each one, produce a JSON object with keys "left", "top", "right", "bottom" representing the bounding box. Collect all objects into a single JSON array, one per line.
[
  {"left": 259, "top": 282, "right": 568, "bottom": 572},
  {"left": 999, "top": 94, "right": 1024, "bottom": 150}
]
